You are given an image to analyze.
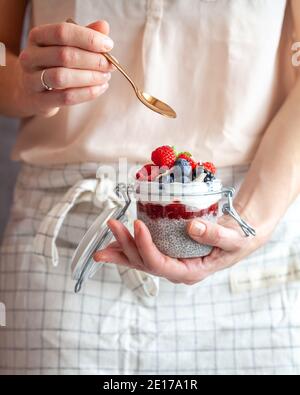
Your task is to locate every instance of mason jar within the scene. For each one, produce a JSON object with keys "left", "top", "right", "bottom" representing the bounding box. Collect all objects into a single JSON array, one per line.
[{"left": 134, "top": 179, "right": 223, "bottom": 258}]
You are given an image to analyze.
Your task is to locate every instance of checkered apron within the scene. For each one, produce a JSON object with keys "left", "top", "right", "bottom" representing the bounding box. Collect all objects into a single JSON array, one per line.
[{"left": 1, "top": 162, "right": 300, "bottom": 375}]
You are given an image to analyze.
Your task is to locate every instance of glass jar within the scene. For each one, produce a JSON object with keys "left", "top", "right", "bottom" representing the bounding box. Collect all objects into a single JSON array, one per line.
[
  {"left": 71, "top": 182, "right": 255, "bottom": 293},
  {"left": 134, "top": 179, "right": 224, "bottom": 258}
]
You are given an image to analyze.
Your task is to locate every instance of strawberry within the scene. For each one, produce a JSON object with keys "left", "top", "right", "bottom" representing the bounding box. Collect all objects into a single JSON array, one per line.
[
  {"left": 203, "top": 162, "right": 216, "bottom": 174},
  {"left": 177, "top": 153, "right": 198, "bottom": 170},
  {"left": 151, "top": 146, "right": 177, "bottom": 168},
  {"left": 136, "top": 164, "right": 159, "bottom": 181}
]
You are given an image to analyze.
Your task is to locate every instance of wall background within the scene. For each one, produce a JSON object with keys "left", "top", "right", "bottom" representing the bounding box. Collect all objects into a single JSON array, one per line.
[
  {"left": 0, "top": 5, "right": 29, "bottom": 243},
  {"left": 0, "top": 117, "right": 20, "bottom": 242}
]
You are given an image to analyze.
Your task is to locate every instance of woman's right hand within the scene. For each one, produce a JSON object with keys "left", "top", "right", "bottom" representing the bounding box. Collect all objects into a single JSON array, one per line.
[{"left": 18, "top": 20, "right": 115, "bottom": 117}]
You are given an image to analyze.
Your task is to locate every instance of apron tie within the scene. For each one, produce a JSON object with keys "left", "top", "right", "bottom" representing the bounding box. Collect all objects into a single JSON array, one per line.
[{"left": 33, "top": 175, "right": 159, "bottom": 298}]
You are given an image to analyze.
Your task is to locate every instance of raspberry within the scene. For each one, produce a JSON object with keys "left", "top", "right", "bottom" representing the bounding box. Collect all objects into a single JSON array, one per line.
[
  {"left": 177, "top": 153, "right": 198, "bottom": 169},
  {"left": 203, "top": 162, "right": 216, "bottom": 174},
  {"left": 136, "top": 164, "right": 159, "bottom": 181},
  {"left": 151, "top": 146, "right": 177, "bottom": 168}
]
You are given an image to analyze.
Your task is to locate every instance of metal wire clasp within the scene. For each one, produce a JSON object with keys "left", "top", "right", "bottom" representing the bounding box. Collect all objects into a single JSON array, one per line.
[
  {"left": 222, "top": 188, "right": 256, "bottom": 237},
  {"left": 115, "top": 183, "right": 133, "bottom": 216},
  {"left": 73, "top": 183, "right": 132, "bottom": 294}
]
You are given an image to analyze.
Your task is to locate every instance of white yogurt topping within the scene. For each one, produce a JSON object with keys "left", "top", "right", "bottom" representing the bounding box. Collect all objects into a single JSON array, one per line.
[{"left": 134, "top": 179, "right": 223, "bottom": 210}]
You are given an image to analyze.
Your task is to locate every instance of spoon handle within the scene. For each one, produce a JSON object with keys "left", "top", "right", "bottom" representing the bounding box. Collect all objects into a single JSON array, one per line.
[
  {"left": 66, "top": 19, "right": 137, "bottom": 93},
  {"left": 102, "top": 53, "right": 137, "bottom": 93}
]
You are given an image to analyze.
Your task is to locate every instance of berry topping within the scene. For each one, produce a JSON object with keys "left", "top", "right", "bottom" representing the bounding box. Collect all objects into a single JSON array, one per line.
[
  {"left": 151, "top": 146, "right": 177, "bottom": 168},
  {"left": 173, "top": 158, "right": 192, "bottom": 183},
  {"left": 137, "top": 201, "right": 219, "bottom": 220},
  {"left": 177, "top": 151, "right": 192, "bottom": 158},
  {"left": 204, "top": 171, "right": 215, "bottom": 183},
  {"left": 136, "top": 164, "right": 159, "bottom": 181},
  {"left": 139, "top": 145, "right": 217, "bottom": 185},
  {"left": 203, "top": 162, "right": 216, "bottom": 174},
  {"left": 177, "top": 153, "right": 198, "bottom": 169},
  {"left": 175, "top": 158, "right": 191, "bottom": 168}
]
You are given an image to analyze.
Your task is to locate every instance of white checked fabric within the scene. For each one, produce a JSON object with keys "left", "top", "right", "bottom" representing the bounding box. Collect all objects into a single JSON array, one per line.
[
  {"left": 32, "top": 174, "right": 159, "bottom": 298},
  {"left": 1, "top": 162, "right": 300, "bottom": 375}
]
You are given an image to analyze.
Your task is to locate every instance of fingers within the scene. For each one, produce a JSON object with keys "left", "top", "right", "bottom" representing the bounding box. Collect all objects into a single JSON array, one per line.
[
  {"left": 94, "top": 241, "right": 121, "bottom": 261},
  {"left": 29, "top": 22, "right": 114, "bottom": 52},
  {"left": 187, "top": 219, "right": 245, "bottom": 251},
  {"left": 95, "top": 249, "right": 130, "bottom": 266},
  {"left": 94, "top": 242, "right": 132, "bottom": 267},
  {"left": 93, "top": 235, "right": 140, "bottom": 269},
  {"left": 134, "top": 220, "right": 207, "bottom": 283},
  {"left": 28, "top": 68, "right": 111, "bottom": 92},
  {"left": 93, "top": 219, "right": 212, "bottom": 285},
  {"left": 34, "top": 84, "right": 109, "bottom": 115},
  {"left": 16, "top": 20, "right": 115, "bottom": 118},
  {"left": 88, "top": 20, "right": 110, "bottom": 35},
  {"left": 20, "top": 46, "right": 115, "bottom": 72},
  {"left": 106, "top": 220, "right": 144, "bottom": 269},
  {"left": 94, "top": 219, "right": 167, "bottom": 276}
]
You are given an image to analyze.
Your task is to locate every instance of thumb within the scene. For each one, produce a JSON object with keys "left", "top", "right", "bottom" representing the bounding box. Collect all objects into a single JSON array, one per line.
[
  {"left": 187, "top": 219, "right": 244, "bottom": 251},
  {"left": 87, "top": 20, "right": 110, "bottom": 35}
]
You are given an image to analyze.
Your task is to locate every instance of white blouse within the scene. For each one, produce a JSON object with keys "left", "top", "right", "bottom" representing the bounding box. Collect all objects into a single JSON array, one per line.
[{"left": 12, "top": 0, "right": 297, "bottom": 167}]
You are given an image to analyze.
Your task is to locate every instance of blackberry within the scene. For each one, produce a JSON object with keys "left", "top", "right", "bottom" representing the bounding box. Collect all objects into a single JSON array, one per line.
[{"left": 204, "top": 171, "right": 215, "bottom": 183}]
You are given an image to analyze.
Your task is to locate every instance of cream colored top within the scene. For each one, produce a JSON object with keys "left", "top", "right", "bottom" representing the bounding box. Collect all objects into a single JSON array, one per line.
[{"left": 12, "top": 0, "right": 297, "bottom": 167}]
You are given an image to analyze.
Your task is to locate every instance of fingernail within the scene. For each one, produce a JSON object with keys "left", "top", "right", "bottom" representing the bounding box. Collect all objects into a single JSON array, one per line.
[
  {"left": 103, "top": 72, "right": 111, "bottom": 81},
  {"left": 93, "top": 252, "right": 107, "bottom": 262},
  {"left": 189, "top": 220, "right": 206, "bottom": 236},
  {"left": 19, "top": 50, "right": 28, "bottom": 62},
  {"left": 99, "top": 56, "right": 108, "bottom": 69},
  {"left": 103, "top": 38, "right": 114, "bottom": 51},
  {"left": 109, "top": 64, "right": 117, "bottom": 71},
  {"left": 134, "top": 220, "right": 141, "bottom": 236}
]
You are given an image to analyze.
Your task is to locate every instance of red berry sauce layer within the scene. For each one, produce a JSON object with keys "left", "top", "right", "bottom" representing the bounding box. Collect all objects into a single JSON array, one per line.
[{"left": 137, "top": 201, "right": 219, "bottom": 220}]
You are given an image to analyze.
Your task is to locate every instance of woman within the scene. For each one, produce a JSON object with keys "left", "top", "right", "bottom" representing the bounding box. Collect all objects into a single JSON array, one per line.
[{"left": 1, "top": 0, "right": 300, "bottom": 375}]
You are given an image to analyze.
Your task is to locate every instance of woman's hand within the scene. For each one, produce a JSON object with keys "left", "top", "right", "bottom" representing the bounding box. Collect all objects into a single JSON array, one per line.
[
  {"left": 93, "top": 216, "right": 268, "bottom": 285},
  {"left": 17, "top": 20, "right": 115, "bottom": 117}
]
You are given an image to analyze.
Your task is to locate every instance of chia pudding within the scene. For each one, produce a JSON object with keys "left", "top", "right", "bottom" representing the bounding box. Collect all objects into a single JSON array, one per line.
[{"left": 135, "top": 146, "right": 222, "bottom": 259}]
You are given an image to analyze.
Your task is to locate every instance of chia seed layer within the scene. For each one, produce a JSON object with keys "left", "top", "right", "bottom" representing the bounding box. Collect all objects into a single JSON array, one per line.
[{"left": 137, "top": 210, "right": 218, "bottom": 259}]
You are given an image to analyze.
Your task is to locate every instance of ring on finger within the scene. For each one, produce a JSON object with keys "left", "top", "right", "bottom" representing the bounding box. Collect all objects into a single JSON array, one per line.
[{"left": 41, "top": 69, "right": 53, "bottom": 91}]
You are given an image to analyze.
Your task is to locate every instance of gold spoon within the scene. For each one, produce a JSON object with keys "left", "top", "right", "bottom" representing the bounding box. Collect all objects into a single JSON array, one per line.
[{"left": 67, "top": 19, "right": 177, "bottom": 119}]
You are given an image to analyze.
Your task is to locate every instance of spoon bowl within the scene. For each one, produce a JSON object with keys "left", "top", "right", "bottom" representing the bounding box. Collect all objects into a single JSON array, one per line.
[{"left": 137, "top": 91, "right": 177, "bottom": 118}]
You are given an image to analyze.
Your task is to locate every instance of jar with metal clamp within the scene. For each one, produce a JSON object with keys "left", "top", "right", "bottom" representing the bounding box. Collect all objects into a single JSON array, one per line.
[
  {"left": 134, "top": 179, "right": 256, "bottom": 259},
  {"left": 71, "top": 182, "right": 255, "bottom": 293}
]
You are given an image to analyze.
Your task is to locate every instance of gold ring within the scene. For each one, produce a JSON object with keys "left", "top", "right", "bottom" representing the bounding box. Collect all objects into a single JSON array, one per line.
[{"left": 41, "top": 70, "right": 53, "bottom": 91}]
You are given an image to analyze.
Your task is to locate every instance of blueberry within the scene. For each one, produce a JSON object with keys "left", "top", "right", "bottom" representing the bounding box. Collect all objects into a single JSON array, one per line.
[
  {"left": 174, "top": 159, "right": 192, "bottom": 182},
  {"left": 175, "top": 158, "right": 189, "bottom": 166},
  {"left": 175, "top": 158, "right": 191, "bottom": 173}
]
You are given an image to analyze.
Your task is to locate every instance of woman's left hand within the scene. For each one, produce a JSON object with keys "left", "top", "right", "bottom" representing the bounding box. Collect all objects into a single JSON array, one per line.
[{"left": 93, "top": 215, "right": 267, "bottom": 285}]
